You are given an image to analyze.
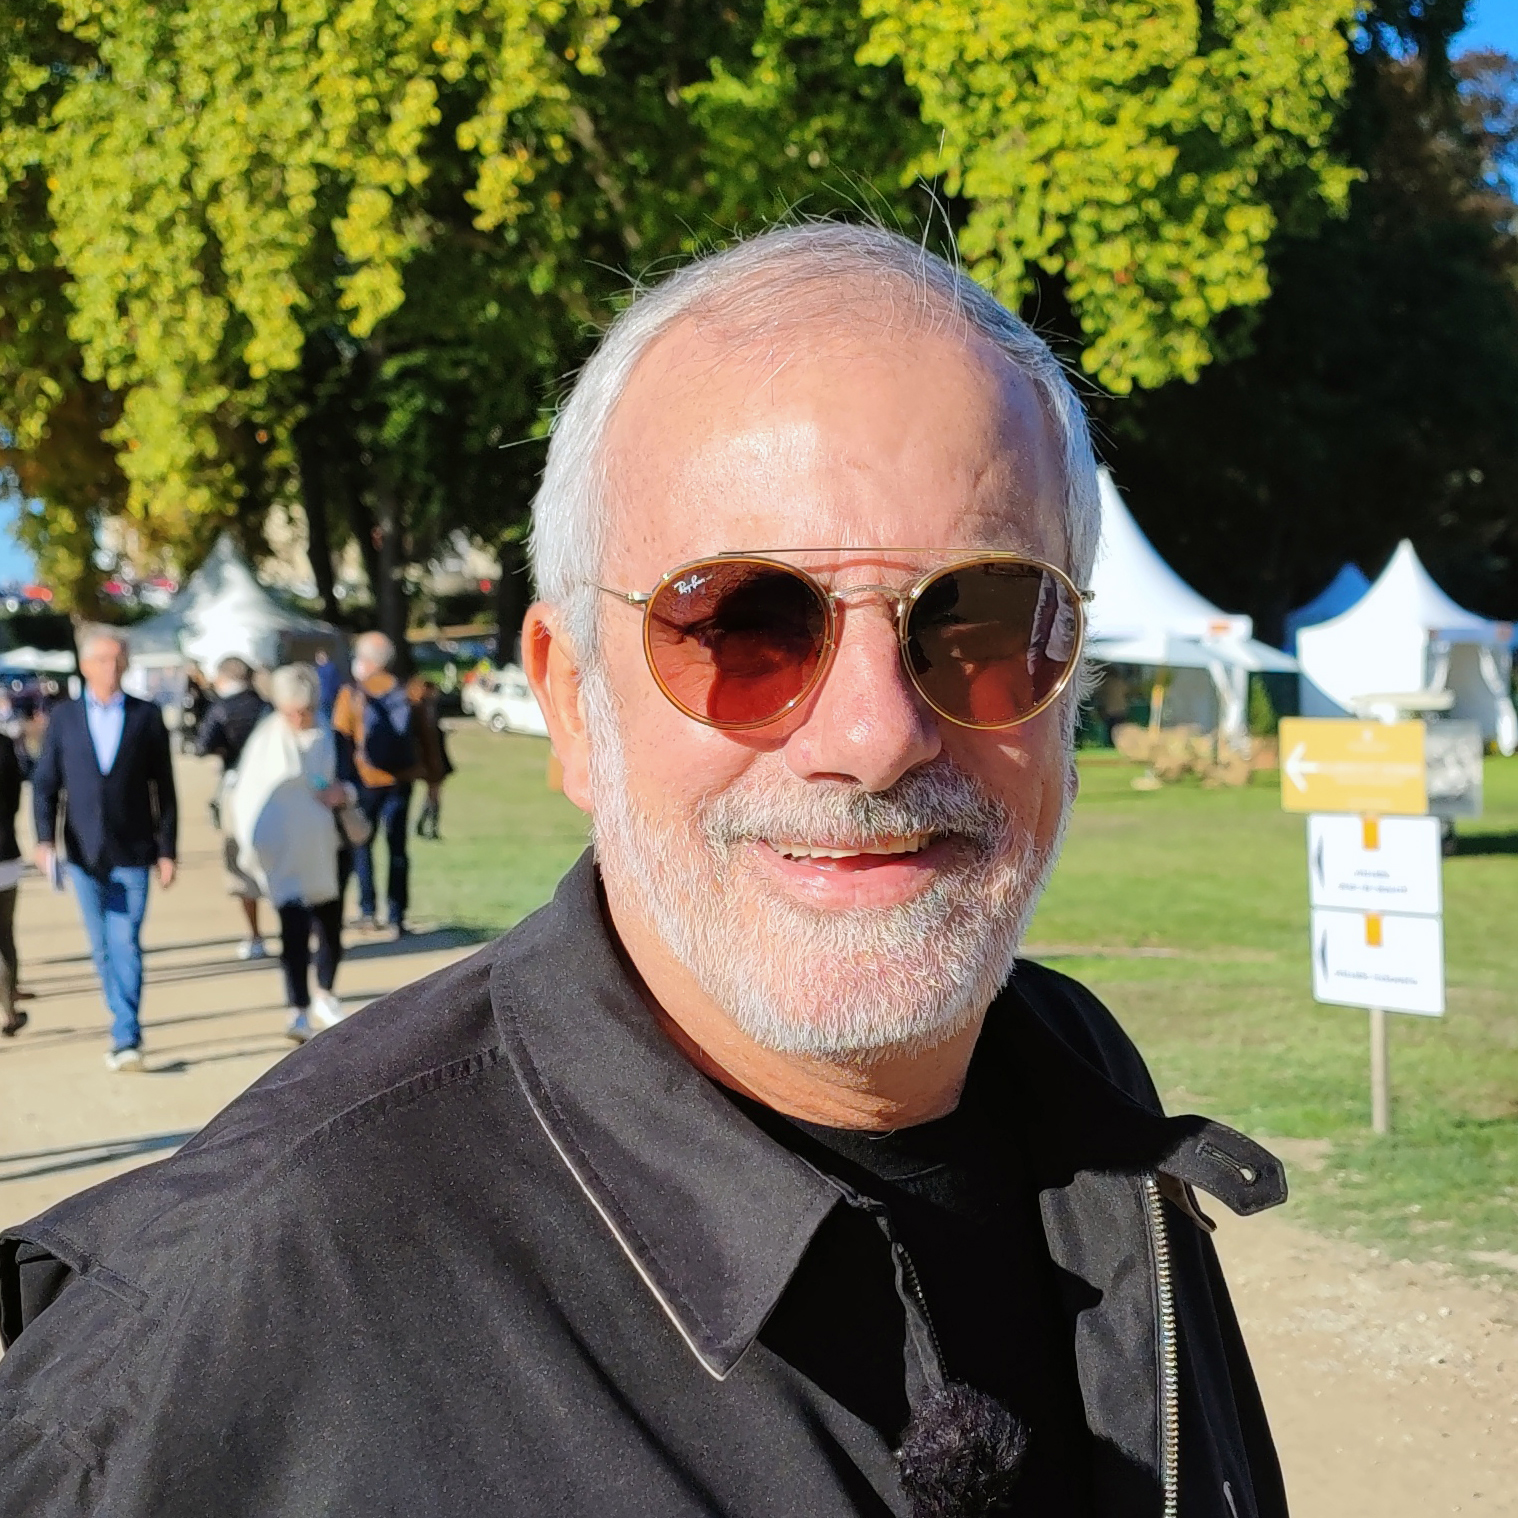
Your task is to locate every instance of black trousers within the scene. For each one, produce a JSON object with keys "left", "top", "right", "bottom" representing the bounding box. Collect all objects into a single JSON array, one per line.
[
  {"left": 277, "top": 899, "right": 343, "bottom": 1011},
  {"left": 0, "top": 886, "right": 16, "bottom": 1020}
]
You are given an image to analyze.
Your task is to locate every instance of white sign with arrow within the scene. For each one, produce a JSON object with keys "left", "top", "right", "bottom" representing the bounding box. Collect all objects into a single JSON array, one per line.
[
  {"left": 1310, "top": 907, "right": 1445, "bottom": 1017},
  {"left": 1306, "top": 814, "right": 1442, "bottom": 917}
]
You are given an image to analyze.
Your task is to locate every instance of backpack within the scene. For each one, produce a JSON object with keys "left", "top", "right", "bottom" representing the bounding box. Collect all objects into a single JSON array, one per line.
[{"left": 360, "top": 684, "right": 418, "bottom": 776}]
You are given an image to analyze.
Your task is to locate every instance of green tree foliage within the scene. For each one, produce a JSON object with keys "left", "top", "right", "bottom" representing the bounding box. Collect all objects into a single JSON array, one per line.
[
  {"left": 0, "top": 0, "right": 1362, "bottom": 621},
  {"left": 861, "top": 0, "right": 1359, "bottom": 391},
  {"left": 1101, "top": 13, "right": 1518, "bottom": 636}
]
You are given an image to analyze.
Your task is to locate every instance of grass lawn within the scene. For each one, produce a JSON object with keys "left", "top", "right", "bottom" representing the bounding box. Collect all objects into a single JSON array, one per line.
[{"left": 415, "top": 722, "right": 1518, "bottom": 1275}]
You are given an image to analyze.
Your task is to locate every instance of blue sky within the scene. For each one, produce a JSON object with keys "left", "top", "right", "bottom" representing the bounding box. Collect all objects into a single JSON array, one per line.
[
  {"left": 1461, "top": 0, "right": 1518, "bottom": 54},
  {"left": 0, "top": 498, "right": 31, "bottom": 587},
  {"left": 1, "top": 1, "right": 1514, "bottom": 588}
]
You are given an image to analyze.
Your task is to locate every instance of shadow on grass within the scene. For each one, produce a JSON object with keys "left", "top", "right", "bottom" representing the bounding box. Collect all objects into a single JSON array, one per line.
[{"left": 1450, "top": 832, "right": 1518, "bottom": 856}]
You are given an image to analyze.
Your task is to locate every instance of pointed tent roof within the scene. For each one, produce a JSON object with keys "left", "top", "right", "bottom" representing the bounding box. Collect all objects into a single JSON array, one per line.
[
  {"left": 1282, "top": 563, "right": 1371, "bottom": 655},
  {"left": 1086, "top": 470, "right": 1296, "bottom": 672},
  {"left": 1354, "top": 540, "right": 1505, "bottom": 644},
  {"left": 1297, "top": 539, "right": 1515, "bottom": 717},
  {"left": 128, "top": 535, "right": 341, "bottom": 669}
]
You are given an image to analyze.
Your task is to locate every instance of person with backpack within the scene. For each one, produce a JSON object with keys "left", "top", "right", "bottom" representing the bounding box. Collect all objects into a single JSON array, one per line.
[{"left": 331, "top": 632, "right": 442, "bottom": 938}]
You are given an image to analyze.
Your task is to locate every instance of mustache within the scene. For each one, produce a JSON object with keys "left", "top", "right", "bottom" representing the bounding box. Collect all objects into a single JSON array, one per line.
[{"left": 700, "top": 758, "right": 1011, "bottom": 855}]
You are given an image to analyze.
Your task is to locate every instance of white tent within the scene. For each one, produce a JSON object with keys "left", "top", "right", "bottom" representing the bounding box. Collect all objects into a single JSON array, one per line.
[
  {"left": 0, "top": 646, "right": 76, "bottom": 674},
  {"left": 1086, "top": 470, "right": 1296, "bottom": 739},
  {"left": 127, "top": 535, "right": 344, "bottom": 675},
  {"left": 1297, "top": 540, "right": 1517, "bottom": 755}
]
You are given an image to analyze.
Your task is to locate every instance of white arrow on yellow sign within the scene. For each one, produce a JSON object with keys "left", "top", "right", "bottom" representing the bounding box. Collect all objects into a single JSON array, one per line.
[{"left": 1278, "top": 718, "right": 1427, "bottom": 816}]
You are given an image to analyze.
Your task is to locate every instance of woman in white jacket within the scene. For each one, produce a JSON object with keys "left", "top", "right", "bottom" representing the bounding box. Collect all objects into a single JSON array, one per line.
[{"left": 228, "top": 664, "right": 351, "bottom": 1041}]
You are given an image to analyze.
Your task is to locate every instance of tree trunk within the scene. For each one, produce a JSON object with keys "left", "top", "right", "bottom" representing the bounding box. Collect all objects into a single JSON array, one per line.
[
  {"left": 372, "top": 476, "right": 412, "bottom": 676},
  {"left": 345, "top": 485, "right": 383, "bottom": 618},
  {"left": 294, "top": 422, "right": 341, "bottom": 622},
  {"left": 493, "top": 536, "right": 531, "bottom": 666}
]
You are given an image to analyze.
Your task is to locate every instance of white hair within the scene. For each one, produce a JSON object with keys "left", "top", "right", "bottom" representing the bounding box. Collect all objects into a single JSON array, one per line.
[
  {"left": 270, "top": 662, "right": 320, "bottom": 713},
  {"left": 529, "top": 221, "right": 1102, "bottom": 666},
  {"left": 354, "top": 631, "right": 396, "bottom": 671},
  {"left": 78, "top": 626, "right": 128, "bottom": 662}
]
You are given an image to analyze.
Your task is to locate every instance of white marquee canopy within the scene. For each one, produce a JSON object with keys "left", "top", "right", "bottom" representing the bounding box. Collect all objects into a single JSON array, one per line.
[
  {"left": 1085, "top": 470, "right": 1296, "bottom": 738},
  {"left": 128, "top": 535, "right": 344, "bottom": 675},
  {"left": 1297, "top": 540, "right": 1516, "bottom": 754}
]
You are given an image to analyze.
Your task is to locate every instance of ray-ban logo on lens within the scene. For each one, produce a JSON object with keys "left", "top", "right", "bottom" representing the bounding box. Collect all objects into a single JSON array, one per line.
[{"left": 675, "top": 573, "right": 710, "bottom": 595}]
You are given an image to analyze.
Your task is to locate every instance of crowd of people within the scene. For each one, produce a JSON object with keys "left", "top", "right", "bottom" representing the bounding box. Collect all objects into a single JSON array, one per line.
[{"left": 1, "top": 626, "right": 452, "bottom": 1063}]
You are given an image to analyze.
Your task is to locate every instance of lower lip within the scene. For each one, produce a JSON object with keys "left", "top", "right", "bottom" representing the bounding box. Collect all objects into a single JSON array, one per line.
[{"left": 746, "top": 837, "right": 957, "bottom": 910}]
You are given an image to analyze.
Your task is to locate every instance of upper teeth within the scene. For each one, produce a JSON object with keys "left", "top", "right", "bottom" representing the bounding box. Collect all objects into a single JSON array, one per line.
[{"left": 771, "top": 834, "right": 930, "bottom": 860}]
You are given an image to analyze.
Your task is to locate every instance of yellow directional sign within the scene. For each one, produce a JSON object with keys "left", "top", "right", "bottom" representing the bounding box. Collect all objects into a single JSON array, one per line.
[{"left": 1279, "top": 718, "right": 1427, "bottom": 816}]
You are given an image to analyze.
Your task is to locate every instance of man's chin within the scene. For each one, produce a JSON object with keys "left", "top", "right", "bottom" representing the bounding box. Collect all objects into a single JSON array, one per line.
[{"left": 724, "top": 987, "right": 987, "bottom": 1063}]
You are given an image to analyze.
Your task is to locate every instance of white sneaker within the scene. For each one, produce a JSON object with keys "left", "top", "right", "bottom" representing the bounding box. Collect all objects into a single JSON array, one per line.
[
  {"left": 238, "top": 938, "right": 268, "bottom": 961},
  {"left": 285, "top": 1009, "right": 314, "bottom": 1043},
  {"left": 104, "top": 1046, "right": 145, "bottom": 1072},
  {"left": 311, "top": 989, "right": 345, "bottom": 1029}
]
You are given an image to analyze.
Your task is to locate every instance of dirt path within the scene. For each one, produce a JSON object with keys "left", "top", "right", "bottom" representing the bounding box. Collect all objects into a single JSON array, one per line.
[
  {"left": 0, "top": 753, "right": 485, "bottom": 1221},
  {"left": 2, "top": 756, "right": 1514, "bottom": 1514},
  {"left": 1214, "top": 1190, "right": 1518, "bottom": 1517}
]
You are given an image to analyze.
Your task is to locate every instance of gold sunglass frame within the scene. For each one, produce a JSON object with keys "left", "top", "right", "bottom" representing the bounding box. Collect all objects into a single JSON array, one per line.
[{"left": 597, "top": 550, "right": 1091, "bottom": 733}]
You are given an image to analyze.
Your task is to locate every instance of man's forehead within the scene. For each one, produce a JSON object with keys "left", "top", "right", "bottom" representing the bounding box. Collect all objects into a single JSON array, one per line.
[{"left": 601, "top": 304, "right": 1065, "bottom": 568}]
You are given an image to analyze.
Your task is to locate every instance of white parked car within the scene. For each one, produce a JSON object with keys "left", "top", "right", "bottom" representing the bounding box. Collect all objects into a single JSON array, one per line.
[{"left": 465, "top": 664, "right": 549, "bottom": 737}]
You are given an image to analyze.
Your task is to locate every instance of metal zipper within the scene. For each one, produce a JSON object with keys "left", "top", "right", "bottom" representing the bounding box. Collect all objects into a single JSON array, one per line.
[
  {"left": 894, "top": 1236, "right": 947, "bottom": 1376},
  {"left": 828, "top": 1178, "right": 947, "bottom": 1389},
  {"left": 1143, "top": 1172, "right": 1180, "bottom": 1518}
]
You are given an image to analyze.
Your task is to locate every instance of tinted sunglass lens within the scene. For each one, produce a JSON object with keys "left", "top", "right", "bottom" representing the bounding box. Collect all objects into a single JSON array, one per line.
[
  {"left": 647, "top": 562, "right": 828, "bottom": 726},
  {"left": 906, "top": 562, "right": 1079, "bottom": 726}
]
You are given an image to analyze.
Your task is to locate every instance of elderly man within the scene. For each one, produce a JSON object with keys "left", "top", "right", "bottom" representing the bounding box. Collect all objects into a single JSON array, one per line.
[
  {"left": 30, "top": 629, "right": 177, "bottom": 1068},
  {"left": 331, "top": 630, "right": 445, "bottom": 935},
  {"left": 0, "top": 227, "right": 1286, "bottom": 1518}
]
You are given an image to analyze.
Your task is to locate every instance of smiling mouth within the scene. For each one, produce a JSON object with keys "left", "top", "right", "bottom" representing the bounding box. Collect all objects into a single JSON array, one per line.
[{"left": 767, "top": 833, "right": 933, "bottom": 862}]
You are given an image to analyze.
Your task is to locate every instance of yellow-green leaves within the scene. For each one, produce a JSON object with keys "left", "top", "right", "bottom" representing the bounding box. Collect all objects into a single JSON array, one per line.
[
  {"left": 2, "top": 0, "right": 618, "bottom": 536},
  {"left": 861, "top": 0, "right": 1358, "bottom": 390},
  {"left": 1, "top": 0, "right": 1362, "bottom": 604}
]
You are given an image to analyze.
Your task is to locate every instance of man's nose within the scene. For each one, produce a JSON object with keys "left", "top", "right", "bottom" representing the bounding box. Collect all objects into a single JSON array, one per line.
[{"left": 784, "top": 600, "right": 942, "bottom": 790}]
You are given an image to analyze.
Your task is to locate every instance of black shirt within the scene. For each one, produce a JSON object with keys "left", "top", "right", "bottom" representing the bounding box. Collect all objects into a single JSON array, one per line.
[
  {"left": 736, "top": 1060, "right": 1095, "bottom": 1516},
  {"left": 0, "top": 854, "right": 1288, "bottom": 1518}
]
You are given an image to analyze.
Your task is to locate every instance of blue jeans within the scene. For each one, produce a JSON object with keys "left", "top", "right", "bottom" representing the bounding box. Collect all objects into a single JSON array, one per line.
[
  {"left": 352, "top": 783, "right": 413, "bottom": 925},
  {"left": 68, "top": 865, "right": 151, "bottom": 1051}
]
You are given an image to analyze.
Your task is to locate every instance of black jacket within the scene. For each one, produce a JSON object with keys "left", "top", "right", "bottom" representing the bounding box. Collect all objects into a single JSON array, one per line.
[
  {"left": 193, "top": 687, "right": 269, "bottom": 771},
  {"left": 0, "top": 854, "right": 1288, "bottom": 1518},
  {"left": 30, "top": 695, "right": 177, "bottom": 875},
  {"left": 0, "top": 733, "right": 31, "bottom": 863}
]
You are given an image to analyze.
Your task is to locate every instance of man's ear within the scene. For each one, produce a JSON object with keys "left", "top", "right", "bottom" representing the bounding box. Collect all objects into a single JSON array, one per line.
[{"left": 522, "top": 601, "right": 595, "bottom": 813}]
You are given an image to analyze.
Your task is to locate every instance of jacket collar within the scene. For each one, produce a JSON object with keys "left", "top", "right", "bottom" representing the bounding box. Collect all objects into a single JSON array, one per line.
[
  {"left": 492, "top": 854, "right": 840, "bottom": 1379},
  {"left": 492, "top": 852, "right": 1284, "bottom": 1379}
]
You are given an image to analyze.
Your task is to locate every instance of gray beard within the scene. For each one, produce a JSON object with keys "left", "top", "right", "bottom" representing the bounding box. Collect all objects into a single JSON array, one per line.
[{"left": 582, "top": 669, "right": 1067, "bottom": 1060}]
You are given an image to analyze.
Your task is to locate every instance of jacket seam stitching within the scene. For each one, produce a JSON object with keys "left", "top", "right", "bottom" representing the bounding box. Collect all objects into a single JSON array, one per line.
[
  {"left": 289, "top": 1045, "right": 506, "bottom": 1155},
  {"left": 0, "top": 1396, "right": 104, "bottom": 1469},
  {"left": 11, "top": 1224, "right": 151, "bottom": 1315}
]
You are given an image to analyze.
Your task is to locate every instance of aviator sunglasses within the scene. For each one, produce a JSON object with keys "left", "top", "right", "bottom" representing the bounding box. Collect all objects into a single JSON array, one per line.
[{"left": 598, "top": 551, "right": 1091, "bottom": 732}]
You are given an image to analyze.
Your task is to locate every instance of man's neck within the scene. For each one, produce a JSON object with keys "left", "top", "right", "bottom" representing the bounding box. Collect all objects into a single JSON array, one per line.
[
  {"left": 86, "top": 685, "right": 122, "bottom": 706},
  {"left": 601, "top": 879, "right": 983, "bottom": 1132}
]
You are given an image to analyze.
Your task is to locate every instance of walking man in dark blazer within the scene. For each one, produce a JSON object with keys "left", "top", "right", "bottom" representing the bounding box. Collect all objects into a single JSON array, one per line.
[{"left": 32, "top": 628, "right": 177, "bottom": 1069}]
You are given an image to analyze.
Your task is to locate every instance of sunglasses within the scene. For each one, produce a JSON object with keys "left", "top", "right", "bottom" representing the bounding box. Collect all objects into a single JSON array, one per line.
[{"left": 597, "top": 551, "right": 1089, "bottom": 732}]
